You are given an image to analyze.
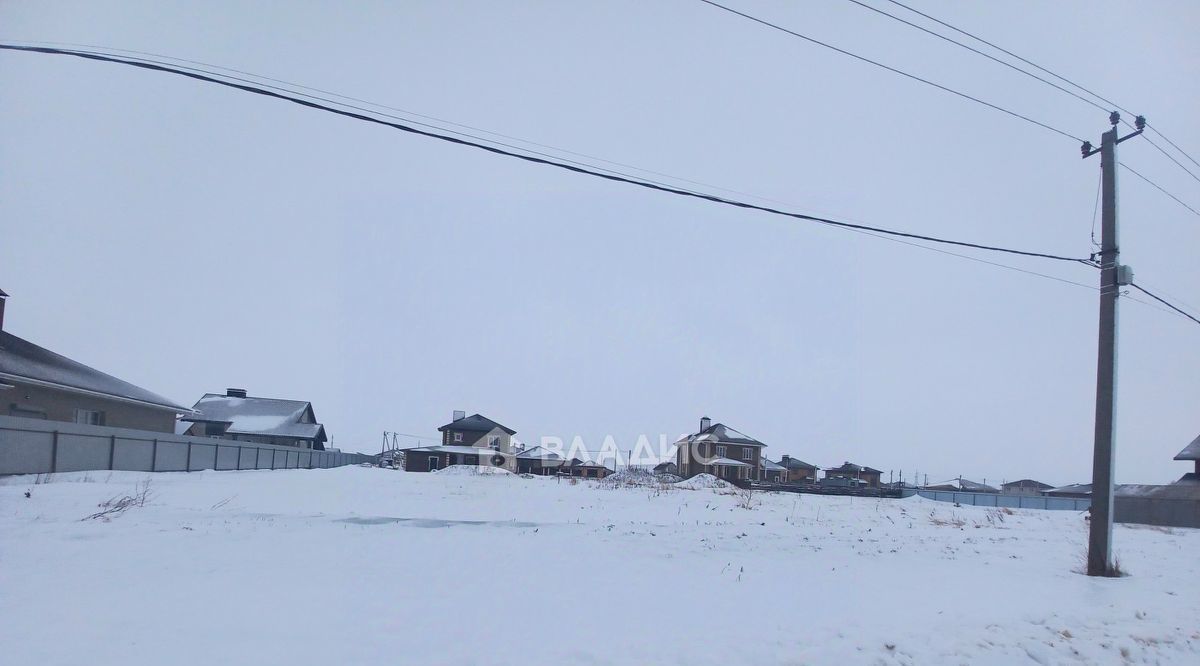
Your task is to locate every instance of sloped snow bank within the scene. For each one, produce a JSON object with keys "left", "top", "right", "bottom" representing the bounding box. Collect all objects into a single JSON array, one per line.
[
  {"left": 433, "top": 464, "right": 513, "bottom": 476},
  {"left": 673, "top": 473, "right": 730, "bottom": 489}
]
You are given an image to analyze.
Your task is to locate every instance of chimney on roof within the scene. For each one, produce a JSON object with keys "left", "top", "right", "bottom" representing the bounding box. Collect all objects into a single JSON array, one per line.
[
  {"left": 453, "top": 410, "right": 466, "bottom": 421},
  {"left": 0, "top": 288, "right": 8, "bottom": 331},
  {"left": 782, "top": 455, "right": 791, "bottom": 465},
  {"left": 226, "top": 388, "right": 248, "bottom": 398},
  {"left": 700, "top": 416, "right": 711, "bottom": 431}
]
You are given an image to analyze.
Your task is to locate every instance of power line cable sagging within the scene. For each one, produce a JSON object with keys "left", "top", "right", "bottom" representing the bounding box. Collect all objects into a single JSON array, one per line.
[
  {"left": 0, "top": 42, "right": 1096, "bottom": 268},
  {"left": 1129, "top": 284, "right": 1200, "bottom": 326}
]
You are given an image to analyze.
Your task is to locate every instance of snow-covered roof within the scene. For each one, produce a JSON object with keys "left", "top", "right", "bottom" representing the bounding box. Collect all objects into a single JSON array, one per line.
[
  {"left": 1174, "top": 434, "right": 1200, "bottom": 461},
  {"left": 438, "top": 413, "right": 516, "bottom": 435},
  {"left": 516, "top": 446, "right": 561, "bottom": 460},
  {"left": 926, "top": 479, "right": 999, "bottom": 493},
  {"left": 678, "top": 422, "right": 766, "bottom": 447},
  {"left": 184, "top": 393, "right": 326, "bottom": 442},
  {"left": 0, "top": 330, "right": 188, "bottom": 413},
  {"left": 708, "top": 457, "right": 753, "bottom": 467},
  {"left": 761, "top": 459, "right": 786, "bottom": 471},
  {"left": 1000, "top": 479, "right": 1053, "bottom": 490},
  {"left": 1045, "top": 483, "right": 1091, "bottom": 495}
]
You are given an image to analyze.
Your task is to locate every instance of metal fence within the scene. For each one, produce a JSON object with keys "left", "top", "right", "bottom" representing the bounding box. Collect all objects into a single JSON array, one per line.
[
  {"left": 901, "top": 489, "right": 1091, "bottom": 511},
  {"left": 0, "top": 415, "right": 373, "bottom": 476}
]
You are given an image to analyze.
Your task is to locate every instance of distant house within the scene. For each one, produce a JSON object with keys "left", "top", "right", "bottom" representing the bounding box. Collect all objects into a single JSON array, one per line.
[
  {"left": 569, "top": 460, "right": 612, "bottom": 479},
  {"left": 760, "top": 458, "right": 788, "bottom": 483},
  {"left": 925, "top": 478, "right": 999, "bottom": 493},
  {"left": 1173, "top": 434, "right": 1200, "bottom": 484},
  {"left": 675, "top": 416, "right": 766, "bottom": 483},
  {"left": 403, "top": 411, "right": 517, "bottom": 472},
  {"left": 1044, "top": 483, "right": 1092, "bottom": 499},
  {"left": 178, "top": 388, "right": 328, "bottom": 450},
  {"left": 516, "top": 446, "right": 568, "bottom": 475},
  {"left": 0, "top": 289, "right": 187, "bottom": 432},
  {"left": 778, "top": 455, "right": 818, "bottom": 483},
  {"left": 653, "top": 461, "right": 678, "bottom": 476},
  {"left": 823, "top": 462, "right": 883, "bottom": 488},
  {"left": 438, "top": 411, "right": 516, "bottom": 452},
  {"left": 1000, "top": 479, "right": 1054, "bottom": 495}
]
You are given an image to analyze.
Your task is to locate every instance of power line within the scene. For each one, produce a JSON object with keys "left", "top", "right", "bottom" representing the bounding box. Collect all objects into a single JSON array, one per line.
[
  {"left": 880, "top": 0, "right": 1129, "bottom": 115},
  {"left": 1140, "top": 133, "right": 1200, "bottom": 185},
  {"left": 1119, "top": 162, "right": 1200, "bottom": 218},
  {"left": 1148, "top": 125, "right": 1200, "bottom": 171},
  {"left": 0, "top": 43, "right": 1096, "bottom": 266},
  {"left": 1129, "top": 283, "right": 1200, "bottom": 326},
  {"left": 877, "top": 0, "right": 1200, "bottom": 184},
  {"left": 694, "top": 0, "right": 1084, "bottom": 142},
  {"left": 6, "top": 39, "right": 808, "bottom": 211},
  {"left": 842, "top": 0, "right": 1109, "bottom": 114}
]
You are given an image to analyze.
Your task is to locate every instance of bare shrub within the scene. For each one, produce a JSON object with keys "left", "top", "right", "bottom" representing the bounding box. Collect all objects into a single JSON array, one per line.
[
  {"left": 928, "top": 512, "right": 965, "bottom": 528},
  {"left": 83, "top": 480, "right": 153, "bottom": 522}
]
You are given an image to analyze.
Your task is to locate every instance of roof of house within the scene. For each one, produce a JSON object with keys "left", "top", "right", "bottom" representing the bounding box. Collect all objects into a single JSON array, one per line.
[
  {"left": 708, "top": 456, "right": 753, "bottom": 467},
  {"left": 0, "top": 330, "right": 187, "bottom": 413},
  {"left": 185, "top": 393, "right": 327, "bottom": 442},
  {"left": 779, "top": 457, "right": 817, "bottom": 470},
  {"left": 438, "top": 413, "right": 517, "bottom": 435},
  {"left": 678, "top": 422, "right": 767, "bottom": 447},
  {"left": 1000, "top": 479, "right": 1054, "bottom": 490},
  {"left": 826, "top": 462, "right": 883, "bottom": 475},
  {"left": 927, "top": 479, "right": 999, "bottom": 493},
  {"left": 653, "top": 461, "right": 676, "bottom": 470},
  {"left": 1045, "top": 483, "right": 1091, "bottom": 495},
  {"left": 761, "top": 458, "right": 787, "bottom": 471},
  {"left": 1174, "top": 434, "right": 1200, "bottom": 461},
  {"left": 516, "top": 446, "right": 562, "bottom": 460}
]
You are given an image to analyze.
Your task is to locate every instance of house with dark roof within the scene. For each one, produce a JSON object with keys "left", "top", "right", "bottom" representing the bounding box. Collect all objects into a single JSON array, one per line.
[
  {"left": 1000, "top": 479, "right": 1054, "bottom": 495},
  {"left": 1173, "top": 433, "right": 1200, "bottom": 484},
  {"left": 178, "top": 389, "right": 329, "bottom": 450},
  {"left": 674, "top": 416, "right": 766, "bottom": 483},
  {"left": 823, "top": 462, "right": 883, "bottom": 488},
  {"left": 778, "top": 455, "right": 819, "bottom": 483},
  {"left": 653, "top": 461, "right": 678, "bottom": 476},
  {"left": 403, "top": 411, "right": 518, "bottom": 472},
  {"left": 0, "top": 289, "right": 187, "bottom": 432}
]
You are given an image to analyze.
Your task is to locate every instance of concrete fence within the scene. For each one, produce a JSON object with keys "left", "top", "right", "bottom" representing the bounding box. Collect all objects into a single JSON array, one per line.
[
  {"left": 0, "top": 415, "right": 373, "bottom": 476},
  {"left": 902, "top": 489, "right": 1092, "bottom": 511}
]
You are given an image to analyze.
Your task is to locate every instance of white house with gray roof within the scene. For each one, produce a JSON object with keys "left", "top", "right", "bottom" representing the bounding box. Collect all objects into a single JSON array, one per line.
[{"left": 178, "top": 388, "right": 328, "bottom": 450}]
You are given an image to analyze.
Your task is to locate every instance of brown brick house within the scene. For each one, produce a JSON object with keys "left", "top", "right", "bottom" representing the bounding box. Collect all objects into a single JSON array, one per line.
[
  {"left": 779, "top": 455, "right": 818, "bottom": 483},
  {"left": 824, "top": 462, "right": 883, "bottom": 488},
  {"left": 403, "top": 411, "right": 517, "bottom": 472},
  {"left": 675, "top": 417, "right": 766, "bottom": 483}
]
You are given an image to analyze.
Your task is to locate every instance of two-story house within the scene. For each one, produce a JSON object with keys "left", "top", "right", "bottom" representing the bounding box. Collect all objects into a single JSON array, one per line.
[
  {"left": 403, "top": 411, "right": 517, "bottom": 472},
  {"left": 823, "top": 461, "right": 883, "bottom": 488},
  {"left": 674, "top": 416, "right": 766, "bottom": 483},
  {"left": 779, "top": 455, "right": 819, "bottom": 483},
  {"left": 178, "top": 388, "right": 329, "bottom": 450}
]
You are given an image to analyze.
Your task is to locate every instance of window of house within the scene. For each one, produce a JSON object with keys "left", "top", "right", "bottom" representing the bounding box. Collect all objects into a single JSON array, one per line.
[
  {"left": 742, "top": 448, "right": 752, "bottom": 460},
  {"left": 74, "top": 409, "right": 105, "bottom": 426},
  {"left": 453, "top": 432, "right": 463, "bottom": 443},
  {"left": 487, "top": 435, "right": 500, "bottom": 450},
  {"left": 10, "top": 404, "right": 47, "bottom": 419},
  {"left": 715, "top": 445, "right": 727, "bottom": 458}
]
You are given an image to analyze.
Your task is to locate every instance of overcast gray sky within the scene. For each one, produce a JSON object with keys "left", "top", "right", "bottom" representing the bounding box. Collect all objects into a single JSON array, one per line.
[{"left": 2, "top": 1, "right": 1197, "bottom": 484}]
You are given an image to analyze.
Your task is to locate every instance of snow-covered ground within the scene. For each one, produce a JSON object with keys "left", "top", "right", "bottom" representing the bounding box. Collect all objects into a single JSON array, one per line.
[{"left": 1, "top": 466, "right": 1197, "bottom": 665}]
